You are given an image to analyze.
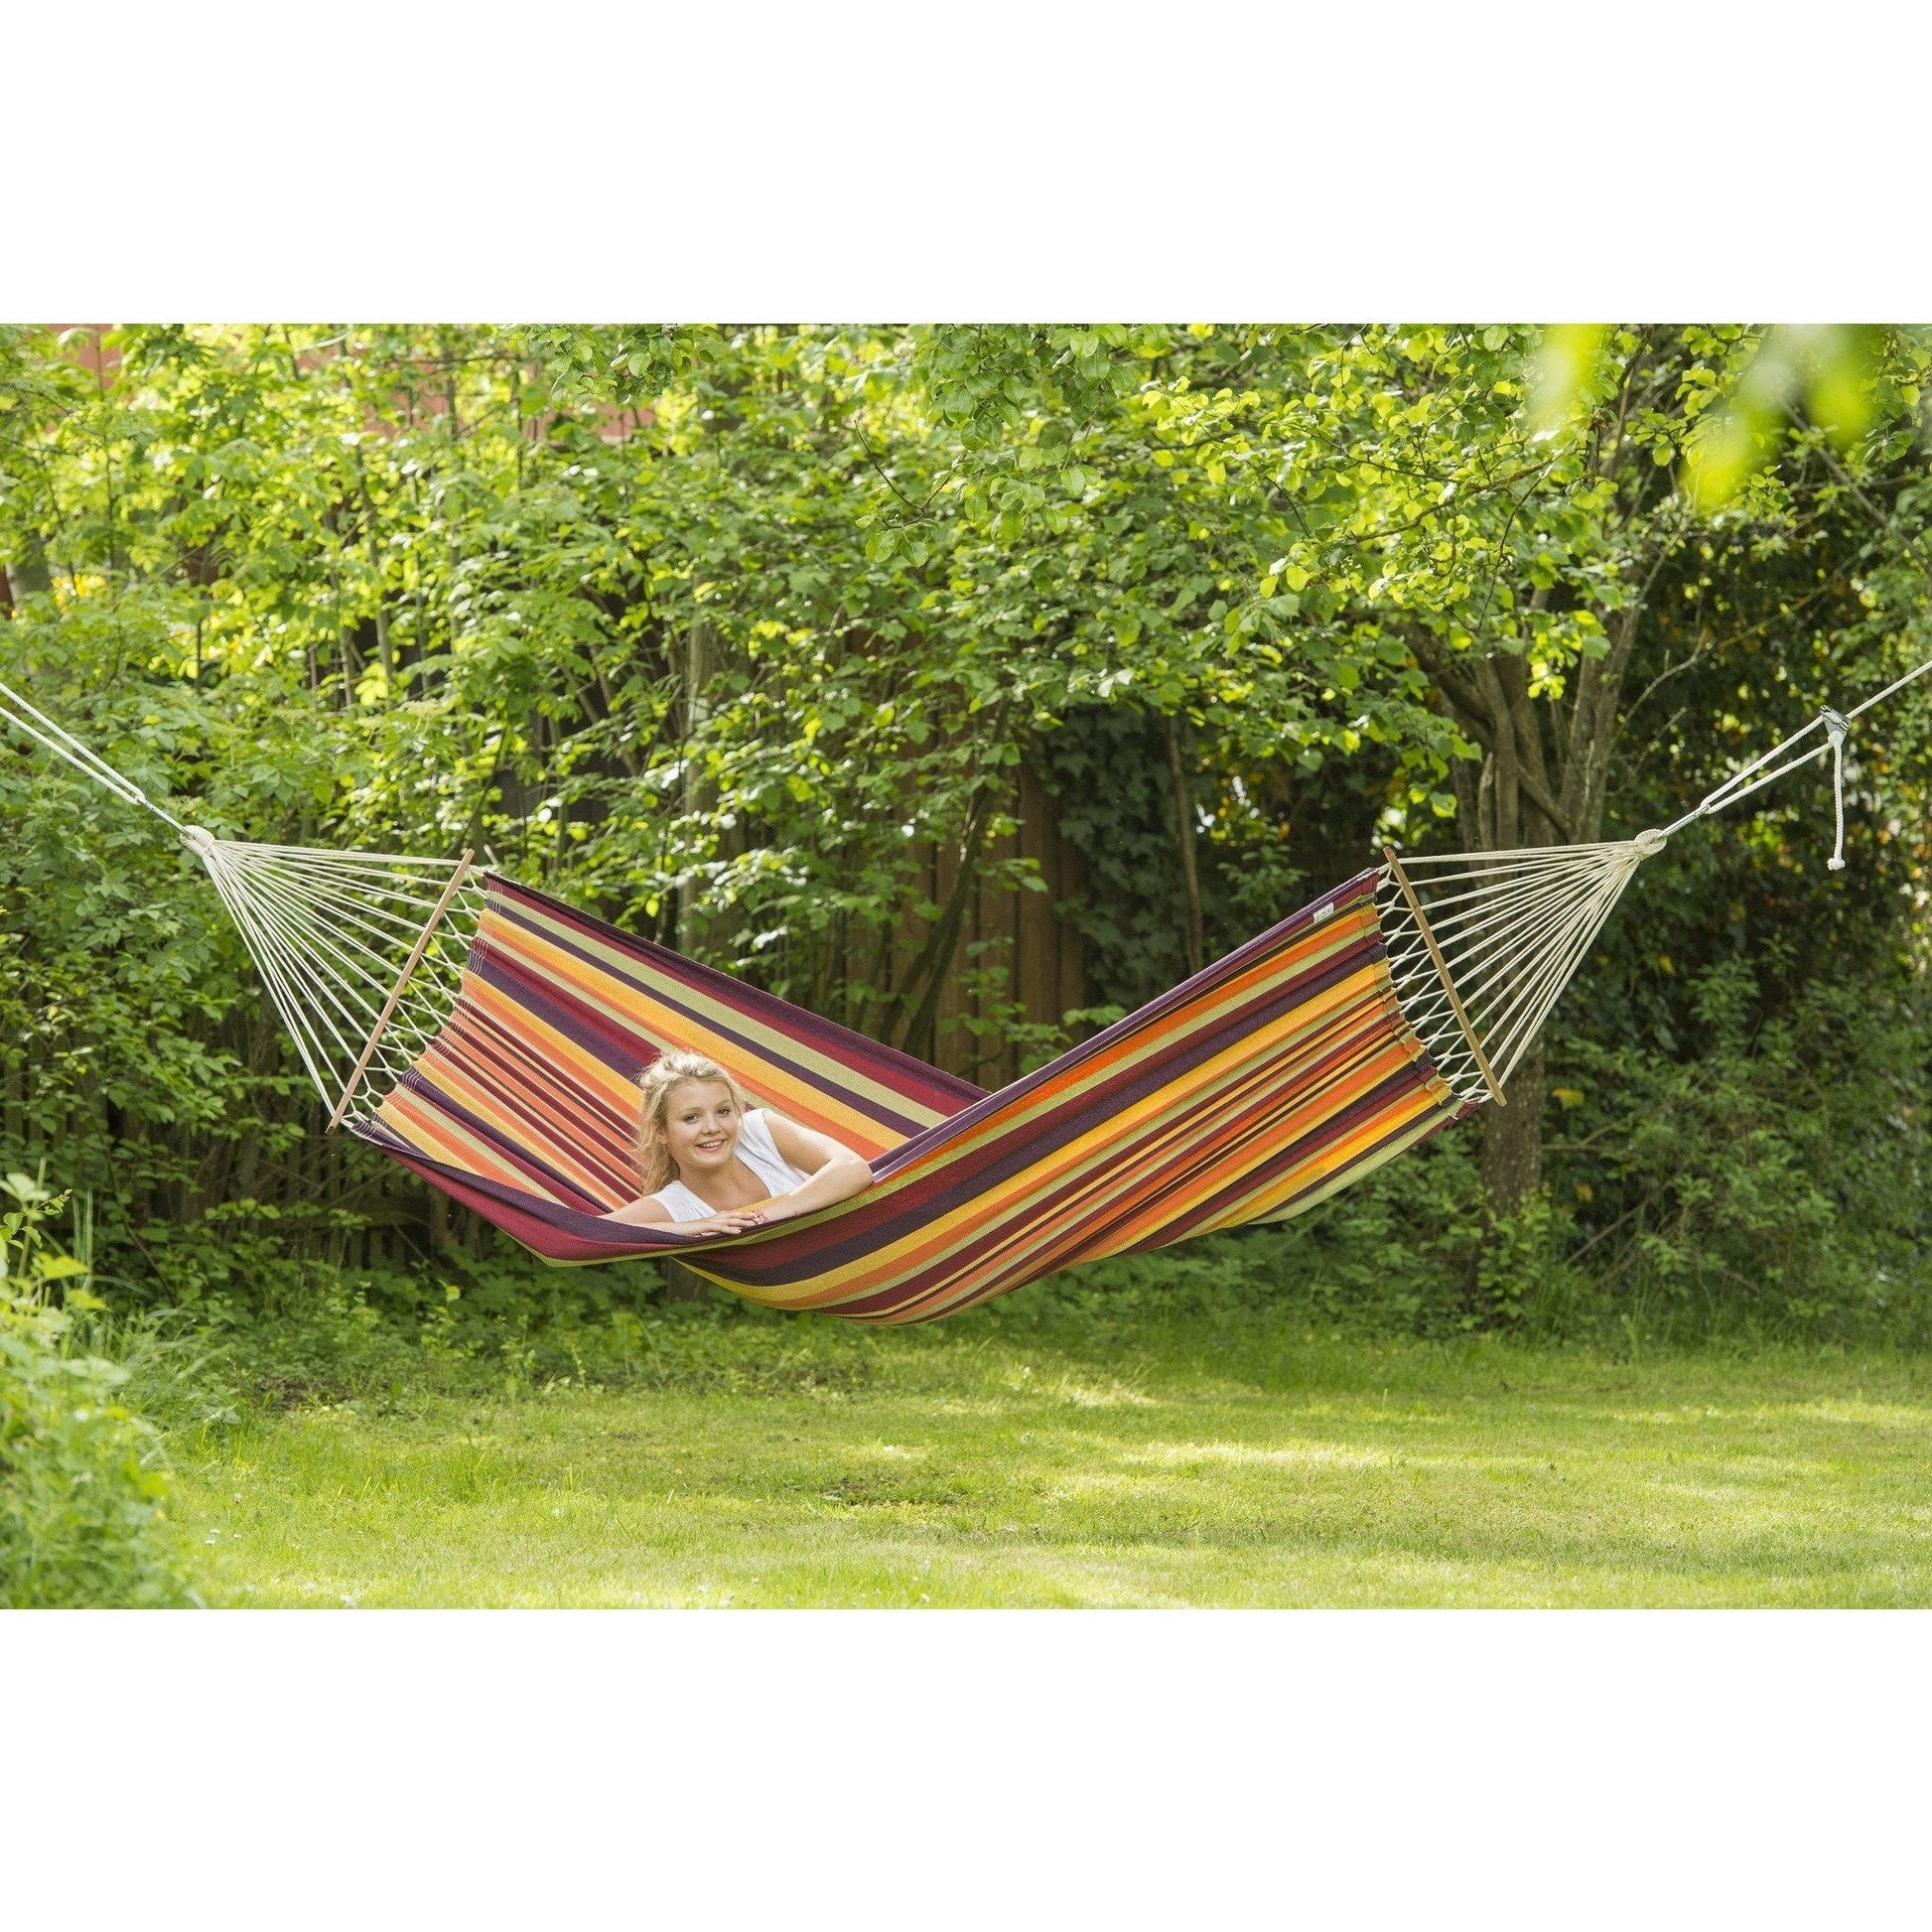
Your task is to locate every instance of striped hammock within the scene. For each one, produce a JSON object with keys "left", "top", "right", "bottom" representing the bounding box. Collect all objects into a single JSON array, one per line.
[
  {"left": 175, "top": 826, "right": 1665, "bottom": 1322},
  {"left": 343, "top": 860, "right": 1575, "bottom": 1322}
]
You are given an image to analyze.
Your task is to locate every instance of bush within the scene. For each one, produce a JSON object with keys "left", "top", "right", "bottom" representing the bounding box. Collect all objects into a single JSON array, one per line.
[
  {"left": 1544, "top": 961, "right": 1932, "bottom": 1347},
  {"left": 0, "top": 1174, "right": 199, "bottom": 1607},
  {"left": 1037, "top": 955, "right": 1932, "bottom": 1350}
]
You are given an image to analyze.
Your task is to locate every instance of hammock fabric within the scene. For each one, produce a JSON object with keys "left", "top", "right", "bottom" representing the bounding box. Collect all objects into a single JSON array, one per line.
[{"left": 351, "top": 871, "right": 1464, "bottom": 1322}]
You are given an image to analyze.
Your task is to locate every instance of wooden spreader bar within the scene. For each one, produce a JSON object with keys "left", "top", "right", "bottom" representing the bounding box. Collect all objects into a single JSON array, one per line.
[
  {"left": 327, "top": 850, "right": 476, "bottom": 1132},
  {"left": 1381, "top": 845, "right": 1506, "bottom": 1108}
]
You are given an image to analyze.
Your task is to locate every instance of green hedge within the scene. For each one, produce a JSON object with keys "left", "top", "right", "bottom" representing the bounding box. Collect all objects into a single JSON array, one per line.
[{"left": 0, "top": 1176, "right": 198, "bottom": 1607}]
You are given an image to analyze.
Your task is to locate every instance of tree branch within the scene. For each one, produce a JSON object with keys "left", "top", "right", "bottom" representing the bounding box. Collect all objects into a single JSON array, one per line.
[{"left": 1403, "top": 626, "right": 1492, "bottom": 740}]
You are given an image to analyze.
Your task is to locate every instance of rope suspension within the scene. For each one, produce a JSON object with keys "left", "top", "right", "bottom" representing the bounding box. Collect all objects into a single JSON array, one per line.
[
  {"left": 183, "top": 830, "right": 483, "bottom": 1127},
  {"left": 0, "top": 676, "right": 188, "bottom": 832},
  {"left": 1655, "top": 651, "right": 1932, "bottom": 841},
  {"left": 0, "top": 675, "right": 483, "bottom": 1125},
  {"left": 1370, "top": 649, "right": 1932, "bottom": 1101},
  {"left": 1375, "top": 833, "right": 1664, "bottom": 1109}
]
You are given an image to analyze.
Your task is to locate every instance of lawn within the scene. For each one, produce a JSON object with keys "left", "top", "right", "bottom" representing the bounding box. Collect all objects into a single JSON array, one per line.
[{"left": 170, "top": 1307, "right": 1932, "bottom": 1607}]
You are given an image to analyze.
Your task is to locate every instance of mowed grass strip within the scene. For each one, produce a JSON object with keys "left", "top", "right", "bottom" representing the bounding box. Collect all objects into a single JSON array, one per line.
[{"left": 170, "top": 1315, "right": 1932, "bottom": 1607}]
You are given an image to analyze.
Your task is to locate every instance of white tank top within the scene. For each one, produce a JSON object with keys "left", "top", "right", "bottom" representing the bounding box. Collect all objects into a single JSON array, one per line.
[{"left": 648, "top": 1110, "right": 813, "bottom": 1224}]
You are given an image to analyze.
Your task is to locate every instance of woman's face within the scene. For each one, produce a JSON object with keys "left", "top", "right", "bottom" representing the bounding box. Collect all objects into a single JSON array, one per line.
[{"left": 662, "top": 1080, "right": 741, "bottom": 1179}]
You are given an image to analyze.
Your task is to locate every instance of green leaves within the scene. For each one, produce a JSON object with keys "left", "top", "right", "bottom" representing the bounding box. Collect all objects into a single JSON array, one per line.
[
  {"left": 1681, "top": 326, "right": 1898, "bottom": 512},
  {"left": 1527, "top": 324, "right": 1613, "bottom": 437}
]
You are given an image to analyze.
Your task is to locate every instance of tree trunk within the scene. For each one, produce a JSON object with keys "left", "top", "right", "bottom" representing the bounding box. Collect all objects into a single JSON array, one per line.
[
  {"left": 1426, "top": 592, "right": 1646, "bottom": 1219},
  {"left": 6, "top": 532, "right": 53, "bottom": 603},
  {"left": 1480, "top": 1033, "right": 1546, "bottom": 1212},
  {"left": 894, "top": 778, "right": 1000, "bottom": 1060},
  {"left": 1165, "top": 714, "right": 1206, "bottom": 976}
]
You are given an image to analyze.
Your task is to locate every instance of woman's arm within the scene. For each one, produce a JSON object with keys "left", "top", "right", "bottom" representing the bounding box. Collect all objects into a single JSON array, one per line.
[
  {"left": 761, "top": 1112, "right": 874, "bottom": 1223},
  {"left": 602, "top": 1193, "right": 675, "bottom": 1226},
  {"left": 602, "top": 1193, "right": 769, "bottom": 1237},
  {"left": 599, "top": 1115, "right": 871, "bottom": 1235}
]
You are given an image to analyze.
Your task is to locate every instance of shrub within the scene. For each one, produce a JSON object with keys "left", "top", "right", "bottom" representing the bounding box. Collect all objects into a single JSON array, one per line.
[
  {"left": 1545, "top": 962, "right": 1932, "bottom": 1347},
  {"left": 0, "top": 1173, "right": 199, "bottom": 1607}
]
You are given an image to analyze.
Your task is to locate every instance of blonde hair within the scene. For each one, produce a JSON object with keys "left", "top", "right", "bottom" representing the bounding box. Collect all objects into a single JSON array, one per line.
[{"left": 635, "top": 1049, "right": 754, "bottom": 1194}]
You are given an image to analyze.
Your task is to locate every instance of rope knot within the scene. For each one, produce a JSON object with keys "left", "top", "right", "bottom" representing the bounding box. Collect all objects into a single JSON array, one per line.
[{"left": 1820, "top": 706, "right": 1851, "bottom": 872}]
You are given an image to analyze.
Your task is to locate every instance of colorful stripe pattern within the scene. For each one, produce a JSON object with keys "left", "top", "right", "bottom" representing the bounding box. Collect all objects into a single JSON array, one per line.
[{"left": 352, "top": 871, "right": 1465, "bottom": 1323}]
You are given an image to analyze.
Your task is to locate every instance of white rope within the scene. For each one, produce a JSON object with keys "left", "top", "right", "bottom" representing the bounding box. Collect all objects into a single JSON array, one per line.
[
  {"left": 1376, "top": 840, "right": 1652, "bottom": 1106},
  {"left": 186, "top": 828, "right": 486, "bottom": 1120},
  {"left": 1821, "top": 707, "right": 1850, "bottom": 871},
  {"left": 1373, "top": 647, "right": 1932, "bottom": 1105},
  {"left": 1658, "top": 649, "right": 1932, "bottom": 841},
  {"left": 0, "top": 677, "right": 189, "bottom": 831}
]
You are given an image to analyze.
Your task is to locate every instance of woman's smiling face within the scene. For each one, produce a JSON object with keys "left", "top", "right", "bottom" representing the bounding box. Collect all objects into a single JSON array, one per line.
[{"left": 663, "top": 1079, "right": 742, "bottom": 1179}]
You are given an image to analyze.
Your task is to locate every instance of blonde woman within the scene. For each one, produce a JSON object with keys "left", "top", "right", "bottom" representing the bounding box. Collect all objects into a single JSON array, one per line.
[{"left": 603, "top": 1048, "right": 873, "bottom": 1236}]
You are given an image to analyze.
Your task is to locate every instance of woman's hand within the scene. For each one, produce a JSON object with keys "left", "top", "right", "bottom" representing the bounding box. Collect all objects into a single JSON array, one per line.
[
  {"left": 668, "top": 1207, "right": 772, "bottom": 1238},
  {"left": 602, "top": 1197, "right": 783, "bottom": 1236}
]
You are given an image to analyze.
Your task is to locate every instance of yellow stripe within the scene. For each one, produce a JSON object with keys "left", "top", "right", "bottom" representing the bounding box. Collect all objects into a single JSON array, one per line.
[{"left": 716, "top": 955, "right": 1417, "bottom": 1314}]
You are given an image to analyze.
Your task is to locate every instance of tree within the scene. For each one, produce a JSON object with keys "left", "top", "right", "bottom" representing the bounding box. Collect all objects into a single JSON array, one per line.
[{"left": 913, "top": 322, "right": 1932, "bottom": 1225}]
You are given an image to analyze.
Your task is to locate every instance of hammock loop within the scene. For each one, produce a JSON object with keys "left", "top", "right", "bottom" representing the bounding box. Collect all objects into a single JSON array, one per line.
[{"left": 1820, "top": 705, "right": 1851, "bottom": 872}]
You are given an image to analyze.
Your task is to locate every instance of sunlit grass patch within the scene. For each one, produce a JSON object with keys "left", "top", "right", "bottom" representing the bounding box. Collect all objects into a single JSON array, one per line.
[
  {"left": 1122, "top": 1440, "right": 1398, "bottom": 1471},
  {"left": 171, "top": 1314, "right": 1932, "bottom": 1608}
]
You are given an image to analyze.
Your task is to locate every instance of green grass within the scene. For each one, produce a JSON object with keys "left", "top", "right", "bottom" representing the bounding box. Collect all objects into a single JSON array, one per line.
[{"left": 168, "top": 1307, "right": 1932, "bottom": 1606}]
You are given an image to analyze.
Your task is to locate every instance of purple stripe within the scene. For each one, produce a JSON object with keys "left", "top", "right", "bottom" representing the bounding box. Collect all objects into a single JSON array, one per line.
[
  {"left": 781, "top": 1023, "right": 1442, "bottom": 1309},
  {"left": 382, "top": 1069, "right": 612, "bottom": 1209},
  {"left": 376, "top": 942, "right": 1422, "bottom": 1294},
  {"left": 466, "top": 943, "right": 651, "bottom": 1079},
  {"left": 371, "top": 891, "right": 1404, "bottom": 1272},
  {"left": 1111, "top": 1059, "right": 1452, "bottom": 1250},
  {"left": 353, "top": 864, "right": 1455, "bottom": 1320},
  {"left": 440, "top": 999, "right": 642, "bottom": 1156},
  {"left": 867, "top": 917, "right": 1390, "bottom": 1210}
]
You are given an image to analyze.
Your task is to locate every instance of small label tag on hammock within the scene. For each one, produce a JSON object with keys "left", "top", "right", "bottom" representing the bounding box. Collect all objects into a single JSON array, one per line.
[{"left": 1311, "top": 901, "right": 1334, "bottom": 924}]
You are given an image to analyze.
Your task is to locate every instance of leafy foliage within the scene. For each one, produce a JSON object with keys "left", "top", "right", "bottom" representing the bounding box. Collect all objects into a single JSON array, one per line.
[{"left": 0, "top": 1173, "right": 198, "bottom": 1606}]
